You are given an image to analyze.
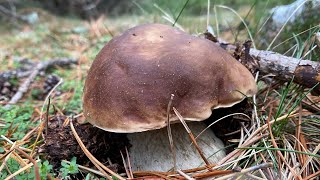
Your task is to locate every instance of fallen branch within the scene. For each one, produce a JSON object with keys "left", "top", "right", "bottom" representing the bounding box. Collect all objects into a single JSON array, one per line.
[
  {"left": 3, "top": 58, "right": 78, "bottom": 109},
  {"left": 217, "top": 42, "right": 320, "bottom": 93},
  {"left": 0, "top": 58, "right": 78, "bottom": 80},
  {"left": 251, "top": 48, "right": 320, "bottom": 91}
]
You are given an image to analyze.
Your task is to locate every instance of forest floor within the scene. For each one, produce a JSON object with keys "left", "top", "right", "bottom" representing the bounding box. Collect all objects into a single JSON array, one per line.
[{"left": 0, "top": 6, "right": 319, "bottom": 180}]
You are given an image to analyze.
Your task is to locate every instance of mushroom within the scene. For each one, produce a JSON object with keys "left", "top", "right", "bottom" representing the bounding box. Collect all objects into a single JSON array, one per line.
[{"left": 83, "top": 23, "right": 257, "bottom": 171}]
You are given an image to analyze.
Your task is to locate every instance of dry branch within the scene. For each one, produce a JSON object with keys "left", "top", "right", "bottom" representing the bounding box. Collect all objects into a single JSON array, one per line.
[
  {"left": 251, "top": 49, "right": 320, "bottom": 91},
  {"left": 218, "top": 42, "right": 320, "bottom": 93},
  {"left": 0, "top": 58, "right": 78, "bottom": 80},
  {"left": 3, "top": 58, "right": 78, "bottom": 109}
]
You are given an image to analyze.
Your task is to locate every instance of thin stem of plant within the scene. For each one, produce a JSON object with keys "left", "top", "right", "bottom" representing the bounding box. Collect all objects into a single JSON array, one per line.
[
  {"left": 70, "top": 119, "right": 124, "bottom": 180},
  {"left": 216, "top": 5, "right": 256, "bottom": 49},
  {"left": 215, "top": 162, "right": 273, "bottom": 180},
  {"left": 206, "top": 0, "right": 210, "bottom": 29},
  {"left": 173, "top": 107, "right": 210, "bottom": 166},
  {"left": 4, "top": 160, "right": 40, "bottom": 180},
  {"left": 120, "top": 150, "right": 131, "bottom": 179},
  {"left": 125, "top": 147, "right": 133, "bottom": 178},
  {"left": 195, "top": 113, "right": 251, "bottom": 140},
  {"left": 166, "top": 94, "right": 176, "bottom": 171},
  {"left": 266, "top": 105, "right": 301, "bottom": 180},
  {"left": 177, "top": 169, "right": 195, "bottom": 180},
  {"left": 14, "top": 147, "right": 40, "bottom": 180},
  {"left": 62, "top": 160, "right": 105, "bottom": 178},
  {"left": 267, "top": 0, "right": 310, "bottom": 50}
]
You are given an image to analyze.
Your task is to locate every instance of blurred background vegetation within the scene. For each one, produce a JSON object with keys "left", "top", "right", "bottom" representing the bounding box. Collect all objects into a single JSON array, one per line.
[
  {"left": 1, "top": 0, "right": 293, "bottom": 18},
  {"left": 0, "top": 0, "right": 319, "bottom": 53}
]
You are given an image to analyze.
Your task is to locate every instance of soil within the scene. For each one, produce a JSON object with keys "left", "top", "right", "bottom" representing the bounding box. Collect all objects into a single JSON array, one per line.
[{"left": 40, "top": 115, "right": 131, "bottom": 174}]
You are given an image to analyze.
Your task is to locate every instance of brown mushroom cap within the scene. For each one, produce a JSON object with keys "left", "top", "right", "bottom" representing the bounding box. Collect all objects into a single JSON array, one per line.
[{"left": 83, "top": 23, "right": 257, "bottom": 133}]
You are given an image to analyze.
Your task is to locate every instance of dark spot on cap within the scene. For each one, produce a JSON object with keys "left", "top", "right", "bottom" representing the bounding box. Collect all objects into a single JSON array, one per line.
[
  {"left": 160, "top": 35, "right": 163, "bottom": 38},
  {"left": 132, "top": 33, "right": 137, "bottom": 36}
]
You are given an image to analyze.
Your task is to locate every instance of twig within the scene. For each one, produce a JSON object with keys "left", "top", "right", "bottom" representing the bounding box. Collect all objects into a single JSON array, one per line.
[
  {"left": 217, "top": 41, "right": 320, "bottom": 93},
  {"left": 195, "top": 113, "right": 251, "bottom": 140},
  {"left": 296, "top": 103, "right": 308, "bottom": 178},
  {"left": 133, "top": 169, "right": 233, "bottom": 179},
  {"left": 266, "top": 105, "right": 301, "bottom": 180},
  {"left": 4, "top": 63, "right": 42, "bottom": 109},
  {"left": 0, "top": 142, "right": 16, "bottom": 172},
  {"left": 259, "top": 152, "right": 274, "bottom": 179},
  {"left": 14, "top": 147, "right": 40, "bottom": 180},
  {"left": 69, "top": 119, "right": 124, "bottom": 180},
  {"left": 302, "top": 170, "right": 320, "bottom": 180},
  {"left": 190, "top": 169, "right": 233, "bottom": 179},
  {"left": 120, "top": 150, "right": 131, "bottom": 179},
  {"left": 125, "top": 147, "right": 133, "bottom": 179},
  {"left": 3, "top": 58, "right": 77, "bottom": 109},
  {"left": 241, "top": 173, "right": 266, "bottom": 180},
  {"left": 166, "top": 94, "right": 176, "bottom": 171},
  {"left": 215, "top": 162, "right": 273, "bottom": 180},
  {"left": 62, "top": 160, "right": 105, "bottom": 177},
  {"left": 181, "top": 164, "right": 215, "bottom": 173},
  {"left": 70, "top": 119, "right": 113, "bottom": 179},
  {"left": 133, "top": 171, "right": 170, "bottom": 179},
  {"left": 45, "top": 98, "right": 51, "bottom": 136},
  {"left": 0, "top": 58, "right": 78, "bottom": 80},
  {"left": 173, "top": 107, "right": 210, "bottom": 166},
  {"left": 218, "top": 134, "right": 268, "bottom": 165},
  {"left": 177, "top": 169, "right": 195, "bottom": 180},
  {"left": 1, "top": 135, "right": 31, "bottom": 152},
  {"left": 134, "top": 163, "right": 216, "bottom": 177},
  {"left": 299, "top": 144, "right": 320, "bottom": 177},
  {"left": 4, "top": 160, "right": 40, "bottom": 180},
  {"left": 31, "top": 78, "right": 63, "bottom": 156}
]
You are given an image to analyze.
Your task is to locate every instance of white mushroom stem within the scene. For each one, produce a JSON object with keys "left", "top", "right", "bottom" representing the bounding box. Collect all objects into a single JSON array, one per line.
[{"left": 127, "top": 122, "right": 226, "bottom": 172}]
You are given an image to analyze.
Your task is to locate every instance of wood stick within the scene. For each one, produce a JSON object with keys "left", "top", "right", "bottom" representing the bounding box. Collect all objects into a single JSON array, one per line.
[
  {"left": 217, "top": 42, "right": 320, "bottom": 93},
  {"left": 0, "top": 58, "right": 78, "bottom": 80},
  {"left": 3, "top": 58, "right": 78, "bottom": 109}
]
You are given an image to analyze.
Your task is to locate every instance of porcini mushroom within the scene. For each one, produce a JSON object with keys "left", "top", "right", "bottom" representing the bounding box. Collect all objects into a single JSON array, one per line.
[{"left": 83, "top": 23, "right": 257, "bottom": 171}]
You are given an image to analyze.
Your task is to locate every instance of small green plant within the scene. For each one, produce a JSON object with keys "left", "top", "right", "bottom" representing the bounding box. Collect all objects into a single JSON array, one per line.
[
  {"left": 0, "top": 158, "right": 54, "bottom": 180},
  {"left": 0, "top": 105, "right": 36, "bottom": 140},
  {"left": 60, "top": 157, "right": 79, "bottom": 178},
  {"left": 39, "top": 160, "right": 54, "bottom": 179},
  {"left": 0, "top": 158, "right": 20, "bottom": 179}
]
